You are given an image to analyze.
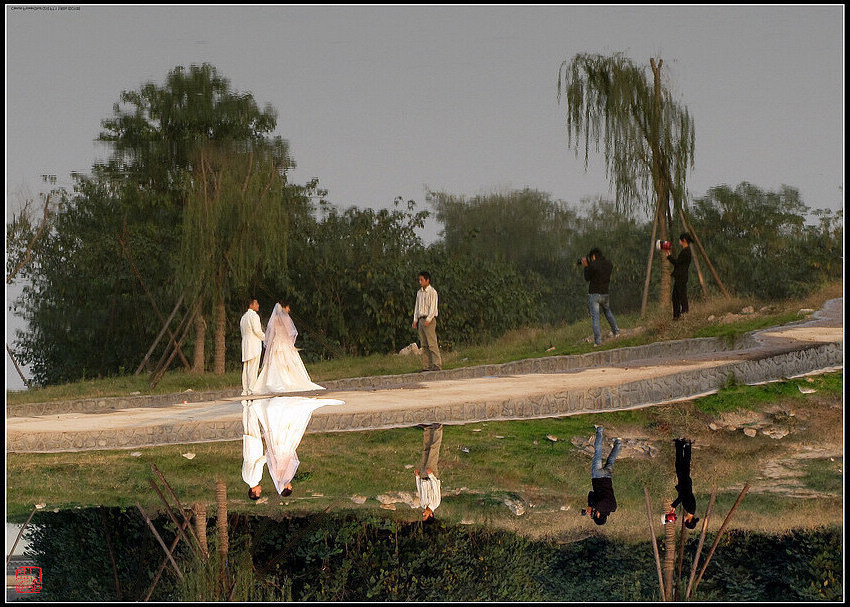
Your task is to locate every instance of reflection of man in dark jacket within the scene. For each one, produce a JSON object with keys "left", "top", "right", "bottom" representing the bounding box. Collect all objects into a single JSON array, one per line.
[
  {"left": 672, "top": 438, "right": 699, "bottom": 529},
  {"left": 666, "top": 233, "right": 693, "bottom": 319},
  {"left": 582, "top": 248, "right": 621, "bottom": 346},
  {"left": 586, "top": 425, "right": 622, "bottom": 525}
]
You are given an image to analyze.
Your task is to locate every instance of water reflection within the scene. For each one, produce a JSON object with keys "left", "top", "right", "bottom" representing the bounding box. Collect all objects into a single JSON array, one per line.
[
  {"left": 414, "top": 423, "right": 442, "bottom": 523},
  {"left": 17, "top": 507, "right": 841, "bottom": 601}
]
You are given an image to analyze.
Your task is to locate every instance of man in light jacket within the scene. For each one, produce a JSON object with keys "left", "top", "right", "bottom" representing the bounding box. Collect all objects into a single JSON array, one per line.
[
  {"left": 240, "top": 298, "right": 265, "bottom": 395},
  {"left": 412, "top": 271, "right": 442, "bottom": 371}
]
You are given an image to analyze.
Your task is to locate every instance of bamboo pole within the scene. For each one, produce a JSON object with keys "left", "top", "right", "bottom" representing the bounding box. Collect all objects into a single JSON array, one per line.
[
  {"left": 6, "top": 506, "right": 37, "bottom": 568},
  {"left": 135, "top": 294, "right": 184, "bottom": 375},
  {"left": 6, "top": 344, "right": 31, "bottom": 388},
  {"left": 148, "top": 478, "right": 199, "bottom": 559},
  {"left": 640, "top": 206, "right": 661, "bottom": 318},
  {"left": 143, "top": 516, "right": 192, "bottom": 601},
  {"left": 679, "top": 211, "right": 731, "bottom": 298},
  {"left": 678, "top": 208, "right": 708, "bottom": 299},
  {"left": 150, "top": 464, "right": 206, "bottom": 559},
  {"left": 118, "top": 232, "right": 190, "bottom": 370},
  {"left": 99, "top": 507, "right": 122, "bottom": 600},
  {"left": 150, "top": 301, "right": 200, "bottom": 389},
  {"left": 136, "top": 503, "right": 184, "bottom": 581},
  {"left": 643, "top": 488, "right": 666, "bottom": 602},
  {"left": 692, "top": 483, "right": 749, "bottom": 596},
  {"left": 685, "top": 488, "right": 717, "bottom": 600}
]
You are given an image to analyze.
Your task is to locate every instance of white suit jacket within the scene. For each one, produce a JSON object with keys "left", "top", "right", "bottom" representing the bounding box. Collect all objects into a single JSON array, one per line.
[{"left": 240, "top": 309, "right": 265, "bottom": 362}]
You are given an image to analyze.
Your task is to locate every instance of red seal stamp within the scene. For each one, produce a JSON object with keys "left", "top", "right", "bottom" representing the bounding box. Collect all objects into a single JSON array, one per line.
[{"left": 15, "top": 566, "right": 42, "bottom": 594}]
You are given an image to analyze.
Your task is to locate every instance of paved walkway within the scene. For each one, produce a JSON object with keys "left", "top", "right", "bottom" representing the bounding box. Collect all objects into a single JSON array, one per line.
[{"left": 6, "top": 299, "right": 843, "bottom": 453}]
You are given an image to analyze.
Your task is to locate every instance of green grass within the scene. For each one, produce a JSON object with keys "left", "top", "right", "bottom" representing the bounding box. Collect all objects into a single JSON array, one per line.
[
  {"left": 694, "top": 310, "right": 803, "bottom": 342},
  {"left": 693, "top": 373, "right": 844, "bottom": 415},
  {"left": 7, "top": 372, "right": 843, "bottom": 540},
  {"left": 802, "top": 458, "right": 843, "bottom": 494}
]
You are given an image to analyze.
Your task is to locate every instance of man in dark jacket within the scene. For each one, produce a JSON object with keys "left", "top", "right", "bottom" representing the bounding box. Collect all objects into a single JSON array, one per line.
[
  {"left": 666, "top": 233, "right": 693, "bottom": 319},
  {"left": 671, "top": 438, "right": 699, "bottom": 529},
  {"left": 582, "top": 248, "right": 621, "bottom": 346},
  {"left": 586, "top": 425, "right": 622, "bottom": 525}
]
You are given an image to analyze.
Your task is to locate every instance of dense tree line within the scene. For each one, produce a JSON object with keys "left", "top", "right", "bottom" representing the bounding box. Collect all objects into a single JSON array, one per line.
[
  {"left": 24, "top": 508, "right": 842, "bottom": 601},
  {"left": 6, "top": 64, "right": 842, "bottom": 386}
]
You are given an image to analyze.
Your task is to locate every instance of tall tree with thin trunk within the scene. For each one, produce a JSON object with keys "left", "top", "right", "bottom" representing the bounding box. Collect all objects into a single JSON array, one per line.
[
  {"left": 557, "top": 53, "right": 695, "bottom": 312},
  {"left": 180, "top": 142, "right": 293, "bottom": 374}
]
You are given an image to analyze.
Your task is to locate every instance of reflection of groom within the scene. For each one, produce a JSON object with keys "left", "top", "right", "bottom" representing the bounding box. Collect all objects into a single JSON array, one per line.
[{"left": 240, "top": 299, "right": 265, "bottom": 396}]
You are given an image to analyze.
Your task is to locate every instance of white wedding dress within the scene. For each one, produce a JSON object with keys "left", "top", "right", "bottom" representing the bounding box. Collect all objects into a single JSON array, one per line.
[
  {"left": 251, "top": 303, "right": 324, "bottom": 395},
  {"left": 246, "top": 395, "right": 344, "bottom": 493}
]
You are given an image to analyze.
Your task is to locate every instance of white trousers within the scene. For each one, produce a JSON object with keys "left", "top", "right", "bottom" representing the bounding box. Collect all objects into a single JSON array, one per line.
[{"left": 242, "top": 356, "right": 261, "bottom": 395}]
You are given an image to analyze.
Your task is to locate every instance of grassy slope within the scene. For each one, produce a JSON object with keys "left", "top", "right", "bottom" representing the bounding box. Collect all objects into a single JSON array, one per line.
[{"left": 6, "top": 282, "right": 843, "bottom": 405}]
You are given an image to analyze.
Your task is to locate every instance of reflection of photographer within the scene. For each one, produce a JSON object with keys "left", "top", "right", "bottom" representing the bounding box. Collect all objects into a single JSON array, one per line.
[{"left": 582, "top": 247, "right": 621, "bottom": 347}]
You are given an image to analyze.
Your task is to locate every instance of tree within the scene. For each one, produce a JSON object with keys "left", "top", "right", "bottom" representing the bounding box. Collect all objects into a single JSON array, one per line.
[
  {"left": 557, "top": 53, "right": 696, "bottom": 313},
  {"left": 11, "top": 64, "right": 289, "bottom": 384},
  {"left": 179, "top": 142, "right": 294, "bottom": 374},
  {"left": 97, "top": 63, "right": 279, "bottom": 195},
  {"left": 98, "top": 63, "right": 285, "bottom": 373}
]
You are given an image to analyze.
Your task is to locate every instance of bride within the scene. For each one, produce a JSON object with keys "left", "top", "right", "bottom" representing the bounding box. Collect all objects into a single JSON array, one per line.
[{"left": 251, "top": 302, "right": 324, "bottom": 395}]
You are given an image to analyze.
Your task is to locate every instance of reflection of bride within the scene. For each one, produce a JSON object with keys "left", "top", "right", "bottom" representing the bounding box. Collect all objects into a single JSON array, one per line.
[
  {"left": 251, "top": 303, "right": 324, "bottom": 395},
  {"left": 248, "top": 395, "right": 345, "bottom": 494}
]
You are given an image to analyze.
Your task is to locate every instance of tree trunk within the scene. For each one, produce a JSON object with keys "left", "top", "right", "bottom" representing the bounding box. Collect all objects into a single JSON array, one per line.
[
  {"left": 193, "top": 502, "right": 209, "bottom": 559},
  {"left": 649, "top": 58, "right": 672, "bottom": 313},
  {"left": 192, "top": 313, "right": 206, "bottom": 374},
  {"left": 214, "top": 278, "right": 226, "bottom": 375},
  {"left": 663, "top": 514, "right": 676, "bottom": 601}
]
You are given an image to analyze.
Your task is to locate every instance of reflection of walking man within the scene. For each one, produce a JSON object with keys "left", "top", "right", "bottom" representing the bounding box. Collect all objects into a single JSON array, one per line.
[
  {"left": 240, "top": 299, "right": 265, "bottom": 395},
  {"left": 586, "top": 425, "right": 622, "bottom": 526},
  {"left": 412, "top": 271, "right": 442, "bottom": 371},
  {"left": 414, "top": 423, "right": 443, "bottom": 522}
]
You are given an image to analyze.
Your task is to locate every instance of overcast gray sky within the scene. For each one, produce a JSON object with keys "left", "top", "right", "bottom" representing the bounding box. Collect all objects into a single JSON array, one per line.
[{"left": 4, "top": 5, "right": 844, "bottom": 389}]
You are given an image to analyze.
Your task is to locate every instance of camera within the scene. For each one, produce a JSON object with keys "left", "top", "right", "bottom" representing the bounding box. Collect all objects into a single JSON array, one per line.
[
  {"left": 655, "top": 240, "right": 672, "bottom": 252},
  {"left": 575, "top": 257, "right": 585, "bottom": 266},
  {"left": 580, "top": 507, "right": 591, "bottom": 516}
]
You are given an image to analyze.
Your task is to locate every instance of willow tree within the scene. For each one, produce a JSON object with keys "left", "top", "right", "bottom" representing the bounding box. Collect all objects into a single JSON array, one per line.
[
  {"left": 557, "top": 53, "right": 695, "bottom": 313},
  {"left": 179, "top": 140, "right": 293, "bottom": 374}
]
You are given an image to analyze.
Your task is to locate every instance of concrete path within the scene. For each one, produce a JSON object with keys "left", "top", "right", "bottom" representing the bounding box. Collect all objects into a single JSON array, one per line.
[{"left": 6, "top": 299, "right": 843, "bottom": 453}]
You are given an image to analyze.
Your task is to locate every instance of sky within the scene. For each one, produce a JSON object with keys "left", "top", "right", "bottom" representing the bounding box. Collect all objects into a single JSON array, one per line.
[{"left": 4, "top": 5, "right": 845, "bottom": 389}]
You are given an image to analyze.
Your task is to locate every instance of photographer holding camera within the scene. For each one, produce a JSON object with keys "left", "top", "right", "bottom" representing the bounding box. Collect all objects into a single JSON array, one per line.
[{"left": 581, "top": 247, "right": 621, "bottom": 346}]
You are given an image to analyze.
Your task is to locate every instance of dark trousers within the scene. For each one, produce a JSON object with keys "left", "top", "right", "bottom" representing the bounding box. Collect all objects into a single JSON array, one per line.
[{"left": 672, "top": 281, "right": 689, "bottom": 318}]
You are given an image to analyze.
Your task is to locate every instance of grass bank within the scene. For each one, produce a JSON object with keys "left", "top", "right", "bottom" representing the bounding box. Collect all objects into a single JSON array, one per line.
[
  {"left": 7, "top": 371, "right": 842, "bottom": 541},
  {"left": 6, "top": 282, "right": 842, "bottom": 406}
]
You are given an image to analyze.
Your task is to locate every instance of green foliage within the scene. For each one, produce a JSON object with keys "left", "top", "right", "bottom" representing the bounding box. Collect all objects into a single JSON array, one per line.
[
  {"left": 23, "top": 508, "right": 185, "bottom": 601},
  {"left": 97, "top": 63, "right": 279, "bottom": 193},
  {"left": 689, "top": 183, "right": 843, "bottom": 300},
  {"left": 14, "top": 177, "right": 181, "bottom": 385},
  {"left": 24, "top": 509, "right": 841, "bottom": 601}
]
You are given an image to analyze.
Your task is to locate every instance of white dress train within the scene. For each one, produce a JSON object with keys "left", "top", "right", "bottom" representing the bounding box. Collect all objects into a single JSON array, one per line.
[
  {"left": 251, "top": 303, "right": 324, "bottom": 394},
  {"left": 246, "top": 396, "right": 345, "bottom": 494}
]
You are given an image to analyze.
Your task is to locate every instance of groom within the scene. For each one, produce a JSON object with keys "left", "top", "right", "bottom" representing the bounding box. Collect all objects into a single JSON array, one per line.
[{"left": 240, "top": 298, "right": 265, "bottom": 396}]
